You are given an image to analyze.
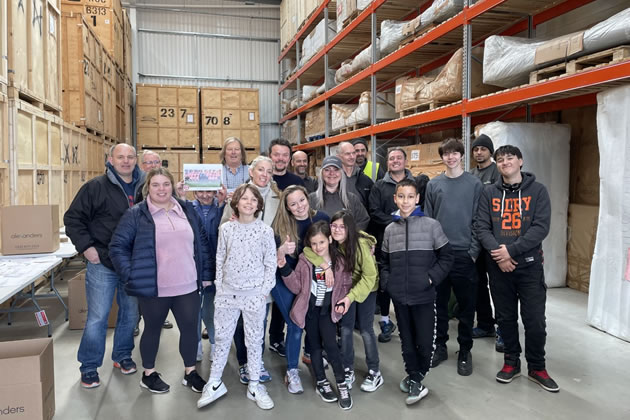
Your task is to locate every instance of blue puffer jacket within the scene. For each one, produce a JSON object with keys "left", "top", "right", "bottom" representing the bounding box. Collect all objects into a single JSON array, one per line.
[
  {"left": 109, "top": 198, "right": 211, "bottom": 298},
  {"left": 192, "top": 199, "right": 224, "bottom": 282}
]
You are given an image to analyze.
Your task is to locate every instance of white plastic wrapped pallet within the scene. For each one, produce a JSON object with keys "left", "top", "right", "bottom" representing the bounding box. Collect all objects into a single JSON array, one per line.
[
  {"left": 380, "top": 20, "right": 407, "bottom": 55},
  {"left": 335, "top": 39, "right": 380, "bottom": 84},
  {"left": 331, "top": 91, "right": 396, "bottom": 131},
  {"left": 483, "top": 8, "right": 630, "bottom": 88},
  {"left": 300, "top": 19, "right": 337, "bottom": 67},
  {"left": 477, "top": 122, "right": 570, "bottom": 288},
  {"left": 422, "top": 0, "right": 463, "bottom": 26},
  {"left": 587, "top": 85, "right": 630, "bottom": 342}
]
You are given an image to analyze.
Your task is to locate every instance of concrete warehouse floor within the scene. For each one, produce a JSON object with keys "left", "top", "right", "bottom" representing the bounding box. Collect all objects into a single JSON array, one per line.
[{"left": 1, "top": 266, "right": 628, "bottom": 420}]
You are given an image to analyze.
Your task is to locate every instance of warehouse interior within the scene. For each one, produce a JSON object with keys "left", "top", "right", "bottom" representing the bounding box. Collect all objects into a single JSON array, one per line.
[{"left": 1, "top": 0, "right": 630, "bottom": 419}]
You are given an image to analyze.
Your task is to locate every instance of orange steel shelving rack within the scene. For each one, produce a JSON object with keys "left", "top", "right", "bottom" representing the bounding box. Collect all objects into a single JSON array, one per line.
[{"left": 277, "top": 0, "right": 630, "bottom": 167}]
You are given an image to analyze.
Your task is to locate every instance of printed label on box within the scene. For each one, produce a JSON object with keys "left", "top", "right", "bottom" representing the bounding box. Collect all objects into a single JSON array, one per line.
[
  {"left": 35, "top": 311, "right": 49, "bottom": 327},
  {"left": 249, "top": 112, "right": 255, "bottom": 121},
  {"left": 187, "top": 114, "right": 194, "bottom": 123},
  {"left": 411, "top": 150, "right": 420, "bottom": 161}
]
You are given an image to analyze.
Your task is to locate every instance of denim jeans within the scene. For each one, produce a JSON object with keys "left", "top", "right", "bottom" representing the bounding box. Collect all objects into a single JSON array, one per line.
[
  {"left": 271, "top": 275, "right": 303, "bottom": 370},
  {"left": 200, "top": 285, "right": 216, "bottom": 344},
  {"left": 78, "top": 262, "right": 138, "bottom": 373},
  {"left": 340, "top": 291, "right": 380, "bottom": 372}
]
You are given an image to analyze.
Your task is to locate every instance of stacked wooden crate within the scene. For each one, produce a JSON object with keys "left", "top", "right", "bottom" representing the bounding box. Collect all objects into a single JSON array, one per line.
[
  {"left": 136, "top": 84, "right": 200, "bottom": 149},
  {"left": 200, "top": 87, "right": 260, "bottom": 163},
  {"left": 62, "top": 0, "right": 124, "bottom": 71},
  {"left": 6, "top": 99, "right": 65, "bottom": 226},
  {"left": 7, "top": 0, "right": 63, "bottom": 114},
  {"left": 61, "top": 12, "right": 105, "bottom": 134},
  {"left": 62, "top": 123, "right": 90, "bottom": 212}
]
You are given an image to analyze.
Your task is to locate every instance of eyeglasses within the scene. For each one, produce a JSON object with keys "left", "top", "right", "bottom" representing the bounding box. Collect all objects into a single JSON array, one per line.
[
  {"left": 330, "top": 224, "right": 346, "bottom": 231},
  {"left": 143, "top": 160, "right": 161, "bottom": 165}
]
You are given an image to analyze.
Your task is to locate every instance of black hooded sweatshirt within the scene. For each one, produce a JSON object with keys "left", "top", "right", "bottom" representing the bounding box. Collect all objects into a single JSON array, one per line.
[{"left": 474, "top": 172, "right": 551, "bottom": 267}]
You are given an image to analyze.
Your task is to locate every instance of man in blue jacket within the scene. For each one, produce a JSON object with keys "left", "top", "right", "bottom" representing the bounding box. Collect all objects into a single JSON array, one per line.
[{"left": 64, "top": 143, "right": 146, "bottom": 389}]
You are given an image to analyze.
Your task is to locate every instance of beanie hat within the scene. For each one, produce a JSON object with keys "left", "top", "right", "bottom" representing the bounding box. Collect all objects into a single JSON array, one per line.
[
  {"left": 471, "top": 134, "right": 494, "bottom": 154},
  {"left": 321, "top": 156, "right": 343, "bottom": 170},
  {"left": 351, "top": 138, "right": 368, "bottom": 148}
]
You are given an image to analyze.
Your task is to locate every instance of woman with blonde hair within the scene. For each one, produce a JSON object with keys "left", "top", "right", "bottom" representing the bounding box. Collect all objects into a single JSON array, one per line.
[
  {"left": 109, "top": 167, "right": 210, "bottom": 396},
  {"left": 220, "top": 137, "right": 250, "bottom": 192}
]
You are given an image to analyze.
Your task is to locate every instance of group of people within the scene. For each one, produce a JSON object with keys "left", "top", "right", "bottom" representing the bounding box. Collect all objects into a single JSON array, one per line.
[{"left": 63, "top": 132, "right": 559, "bottom": 412}]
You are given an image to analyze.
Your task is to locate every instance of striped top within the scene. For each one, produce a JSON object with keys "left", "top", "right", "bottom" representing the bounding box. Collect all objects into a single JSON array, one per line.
[{"left": 310, "top": 265, "right": 332, "bottom": 306}]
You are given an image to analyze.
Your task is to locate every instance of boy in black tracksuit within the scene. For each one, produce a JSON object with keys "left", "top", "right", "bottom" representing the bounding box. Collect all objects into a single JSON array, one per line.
[
  {"left": 474, "top": 145, "right": 559, "bottom": 393},
  {"left": 380, "top": 180, "right": 453, "bottom": 405}
]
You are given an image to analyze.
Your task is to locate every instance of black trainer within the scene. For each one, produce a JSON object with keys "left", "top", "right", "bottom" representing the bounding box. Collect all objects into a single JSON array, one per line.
[
  {"left": 528, "top": 369, "right": 560, "bottom": 392},
  {"left": 431, "top": 345, "right": 448, "bottom": 368},
  {"left": 141, "top": 372, "right": 170, "bottom": 393},
  {"left": 496, "top": 361, "right": 521, "bottom": 384},
  {"left": 269, "top": 342, "right": 286, "bottom": 357},
  {"left": 337, "top": 382, "right": 353, "bottom": 410},
  {"left": 457, "top": 351, "right": 473, "bottom": 376},
  {"left": 406, "top": 380, "right": 428, "bottom": 405},
  {"left": 316, "top": 379, "right": 337, "bottom": 403},
  {"left": 378, "top": 320, "right": 396, "bottom": 343},
  {"left": 182, "top": 370, "right": 207, "bottom": 393}
]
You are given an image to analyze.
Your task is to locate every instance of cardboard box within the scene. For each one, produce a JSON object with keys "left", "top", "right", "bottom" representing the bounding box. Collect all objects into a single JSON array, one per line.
[
  {"left": 1, "top": 206, "right": 60, "bottom": 255},
  {"left": 0, "top": 338, "right": 55, "bottom": 420},
  {"left": 403, "top": 143, "right": 443, "bottom": 167},
  {"left": 534, "top": 31, "right": 585, "bottom": 65},
  {"left": 68, "top": 270, "right": 119, "bottom": 330},
  {"left": 566, "top": 204, "right": 599, "bottom": 293}
]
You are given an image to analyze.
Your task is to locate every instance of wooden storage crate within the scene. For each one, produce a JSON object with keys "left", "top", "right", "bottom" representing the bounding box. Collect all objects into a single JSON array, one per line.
[
  {"left": 102, "top": 50, "right": 117, "bottom": 139},
  {"left": 87, "top": 133, "right": 105, "bottom": 173},
  {"left": 114, "top": 68, "right": 131, "bottom": 143},
  {"left": 62, "top": 123, "right": 89, "bottom": 210},
  {"left": 61, "top": 12, "right": 104, "bottom": 134},
  {"left": 122, "top": 8, "right": 132, "bottom": 81},
  {"left": 201, "top": 87, "right": 260, "bottom": 150},
  {"left": 202, "top": 147, "right": 260, "bottom": 165},
  {"left": 158, "top": 150, "right": 200, "bottom": 184},
  {"left": 0, "top": 1, "right": 7, "bottom": 86},
  {"left": 61, "top": 0, "right": 124, "bottom": 70},
  {"left": 7, "top": 98, "right": 66, "bottom": 225},
  {"left": 136, "top": 84, "right": 199, "bottom": 148},
  {"left": 8, "top": 0, "right": 63, "bottom": 112}
]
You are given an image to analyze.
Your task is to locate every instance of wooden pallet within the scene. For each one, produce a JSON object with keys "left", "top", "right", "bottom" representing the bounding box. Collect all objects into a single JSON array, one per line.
[
  {"left": 398, "top": 23, "right": 438, "bottom": 50},
  {"left": 530, "top": 45, "right": 630, "bottom": 84},
  {"left": 399, "top": 100, "right": 450, "bottom": 118},
  {"left": 141, "top": 144, "right": 198, "bottom": 151},
  {"left": 7, "top": 86, "right": 62, "bottom": 117},
  {"left": 339, "top": 123, "right": 370, "bottom": 134}
]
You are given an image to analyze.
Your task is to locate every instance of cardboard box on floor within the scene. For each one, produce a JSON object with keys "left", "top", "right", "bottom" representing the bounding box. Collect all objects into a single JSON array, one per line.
[
  {"left": 566, "top": 204, "right": 599, "bottom": 293},
  {"left": 0, "top": 338, "right": 55, "bottom": 420},
  {"left": 68, "top": 270, "right": 119, "bottom": 329},
  {"left": 1, "top": 205, "right": 60, "bottom": 255}
]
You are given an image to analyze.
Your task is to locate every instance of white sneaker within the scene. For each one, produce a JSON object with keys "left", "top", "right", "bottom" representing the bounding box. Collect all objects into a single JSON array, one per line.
[
  {"left": 360, "top": 370, "right": 384, "bottom": 392},
  {"left": 344, "top": 368, "right": 355, "bottom": 389},
  {"left": 196, "top": 341, "right": 203, "bottom": 362},
  {"left": 285, "top": 369, "right": 304, "bottom": 394},
  {"left": 197, "top": 380, "right": 227, "bottom": 408},
  {"left": 247, "top": 383, "right": 274, "bottom": 410}
]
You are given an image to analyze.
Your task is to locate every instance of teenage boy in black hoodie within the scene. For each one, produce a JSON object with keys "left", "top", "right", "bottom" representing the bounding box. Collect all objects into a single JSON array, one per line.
[
  {"left": 381, "top": 180, "right": 453, "bottom": 405},
  {"left": 474, "top": 145, "right": 559, "bottom": 393}
]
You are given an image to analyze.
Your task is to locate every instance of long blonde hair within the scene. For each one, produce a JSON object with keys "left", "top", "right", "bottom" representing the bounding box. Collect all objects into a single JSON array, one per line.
[{"left": 271, "top": 185, "right": 316, "bottom": 250}]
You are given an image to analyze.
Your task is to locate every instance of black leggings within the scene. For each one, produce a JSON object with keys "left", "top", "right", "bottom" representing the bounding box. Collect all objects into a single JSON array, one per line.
[
  {"left": 138, "top": 290, "right": 200, "bottom": 370},
  {"left": 304, "top": 300, "right": 344, "bottom": 384}
]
